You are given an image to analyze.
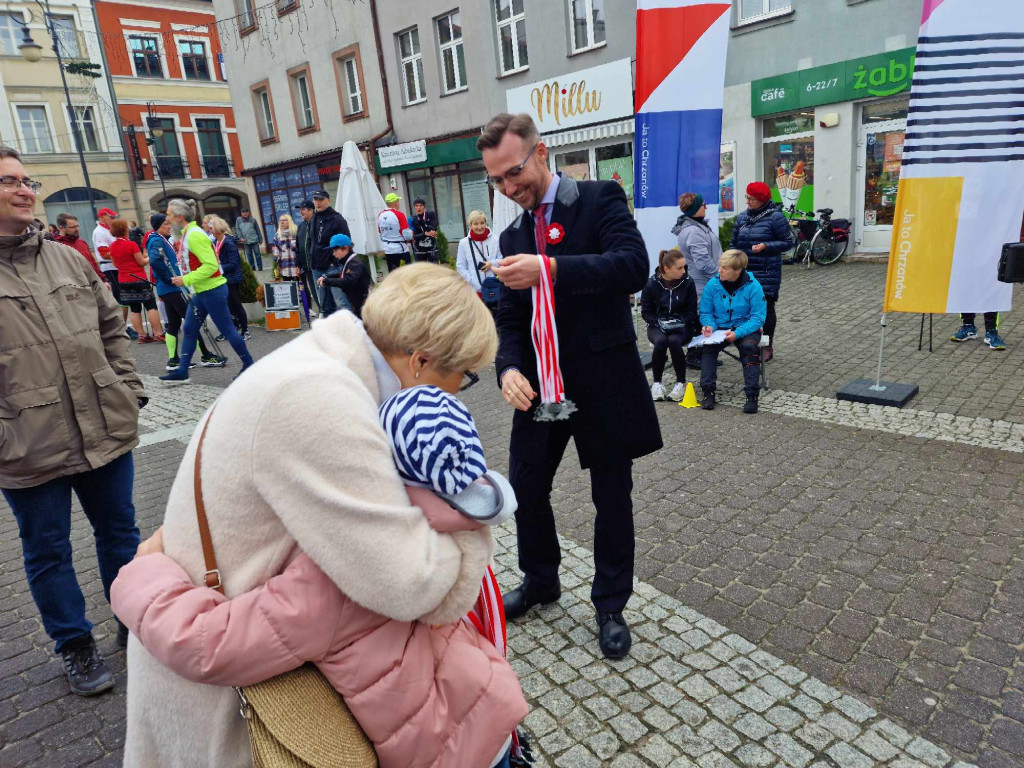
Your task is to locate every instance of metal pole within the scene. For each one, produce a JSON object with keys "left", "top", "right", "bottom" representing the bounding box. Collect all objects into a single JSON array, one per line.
[
  {"left": 870, "top": 313, "right": 888, "bottom": 391},
  {"left": 147, "top": 102, "right": 168, "bottom": 209},
  {"left": 41, "top": 0, "right": 97, "bottom": 224}
]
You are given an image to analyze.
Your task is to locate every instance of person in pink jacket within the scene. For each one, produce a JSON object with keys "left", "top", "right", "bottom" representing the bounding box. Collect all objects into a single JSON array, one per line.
[{"left": 112, "top": 266, "right": 527, "bottom": 768}]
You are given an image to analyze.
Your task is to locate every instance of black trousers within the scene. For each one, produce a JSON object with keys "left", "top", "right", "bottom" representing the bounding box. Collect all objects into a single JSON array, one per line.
[
  {"left": 226, "top": 282, "right": 248, "bottom": 335},
  {"left": 385, "top": 251, "right": 411, "bottom": 272},
  {"left": 301, "top": 269, "right": 320, "bottom": 313},
  {"left": 961, "top": 312, "right": 998, "bottom": 332},
  {"left": 647, "top": 326, "right": 691, "bottom": 383},
  {"left": 509, "top": 420, "right": 635, "bottom": 613},
  {"left": 161, "top": 292, "right": 211, "bottom": 357},
  {"left": 764, "top": 296, "right": 777, "bottom": 345},
  {"left": 700, "top": 331, "right": 762, "bottom": 398}
]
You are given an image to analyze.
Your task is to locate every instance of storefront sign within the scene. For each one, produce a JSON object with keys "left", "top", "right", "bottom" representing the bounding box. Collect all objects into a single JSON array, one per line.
[
  {"left": 377, "top": 140, "right": 427, "bottom": 169},
  {"left": 752, "top": 47, "right": 917, "bottom": 117},
  {"left": 506, "top": 58, "right": 634, "bottom": 132}
]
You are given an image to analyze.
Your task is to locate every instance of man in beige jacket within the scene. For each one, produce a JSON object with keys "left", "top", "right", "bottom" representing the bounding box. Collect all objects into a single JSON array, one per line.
[{"left": 0, "top": 145, "right": 147, "bottom": 696}]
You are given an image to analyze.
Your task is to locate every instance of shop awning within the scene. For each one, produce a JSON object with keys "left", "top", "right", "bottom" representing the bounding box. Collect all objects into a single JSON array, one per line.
[{"left": 543, "top": 118, "right": 634, "bottom": 148}]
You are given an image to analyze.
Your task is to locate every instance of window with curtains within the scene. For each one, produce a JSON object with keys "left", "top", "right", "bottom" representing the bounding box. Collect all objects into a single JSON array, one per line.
[
  {"left": 437, "top": 11, "right": 467, "bottom": 94},
  {"left": 16, "top": 106, "right": 53, "bottom": 153},
  {"left": 398, "top": 27, "right": 426, "bottom": 104},
  {"left": 341, "top": 56, "right": 363, "bottom": 114},
  {"left": 494, "top": 0, "right": 528, "bottom": 74},
  {"left": 569, "top": 0, "right": 605, "bottom": 52}
]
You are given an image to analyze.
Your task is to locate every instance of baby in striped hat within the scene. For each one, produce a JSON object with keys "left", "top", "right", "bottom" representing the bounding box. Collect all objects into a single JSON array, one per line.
[{"left": 364, "top": 263, "right": 515, "bottom": 526}]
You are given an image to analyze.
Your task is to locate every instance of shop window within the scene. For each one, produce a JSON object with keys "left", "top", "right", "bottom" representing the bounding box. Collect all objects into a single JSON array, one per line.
[
  {"left": 495, "top": 0, "right": 528, "bottom": 74},
  {"left": 437, "top": 11, "right": 467, "bottom": 94},
  {"left": 738, "top": 0, "right": 792, "bottom": 25},
  {"left": 16, "top": 106, "right": 54, "bottom": 153},
  {"left": 460, "top": 169, "right": 491, "bottom": 227},
  {"left": 288, "top": 64, "right": 319, "bottom": 134},
  {"left": 398, "top": 27, "right": 426, "bottom": 105},
  {"left": 407, "top": 160, "right": 489, "bottom": 241},
  {"left": 251, "top": 81, "right": 277, "bottom": 144},
  {"left": 596, "top": 143, "right": 633, "bottom": 211},
  {"left": 129, "top": 35, "right": 163, "bottom": 78},
  {"left": 180, "top": 40, "right": 210, "bottom": 81},
  {"left": 555, "top": 149, "right": 591, "bottom": 181},
  {"left": 762, "top": 111, "right": 814, "bottom": 211},
  {"left": 335, "top": 45, "right": 366, "bottom": 118},
  {"left": 861, "top": 98, "right": 908, "bottom": 228},
  {"left": 66, "top": 105, "right": 99, "bottom": 152},
  {"left": 570, "top": 0, "right": 605, "bottom": 52}
]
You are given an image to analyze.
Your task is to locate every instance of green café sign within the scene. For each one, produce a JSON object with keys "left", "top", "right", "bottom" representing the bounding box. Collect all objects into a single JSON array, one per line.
[{"left": 751, "top": 47, "right": 916, "bottom": 117}]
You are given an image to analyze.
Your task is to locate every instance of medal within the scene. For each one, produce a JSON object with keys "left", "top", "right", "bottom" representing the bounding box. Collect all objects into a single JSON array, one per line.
[{"left": 530, "top": 254, "right": 577, "bottom": 422}]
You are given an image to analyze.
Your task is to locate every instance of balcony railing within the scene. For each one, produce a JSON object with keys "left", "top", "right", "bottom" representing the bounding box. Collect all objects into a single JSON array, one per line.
[
  {"left": 155, "top": 155, "right": 187, "bottom": 180},
  {"left": 202, "top": 154, "right": 230, "bottom": 178}
]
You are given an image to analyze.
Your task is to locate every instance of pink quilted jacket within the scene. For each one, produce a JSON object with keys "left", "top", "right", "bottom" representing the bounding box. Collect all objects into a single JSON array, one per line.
[{"left": 112, "top": 549, "right": 527, "bottom": 768}]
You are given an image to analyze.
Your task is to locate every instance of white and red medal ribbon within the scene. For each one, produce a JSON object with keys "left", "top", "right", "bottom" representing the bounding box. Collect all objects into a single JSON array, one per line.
[{"left": 531, "top": 255, "right": 566, "bottom": 406}]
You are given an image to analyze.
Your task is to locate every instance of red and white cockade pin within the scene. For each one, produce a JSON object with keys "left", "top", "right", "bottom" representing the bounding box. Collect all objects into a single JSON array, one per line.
[{"left": 545, "top": 222, "right": 565, "bottom": 245}]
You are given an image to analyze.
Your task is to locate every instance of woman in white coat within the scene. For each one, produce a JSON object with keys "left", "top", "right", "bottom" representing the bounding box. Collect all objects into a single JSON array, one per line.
[
  {"left": 456, "top": 210, "right": 501, "bottom": 305},
  {"left": 120, "top": 310, "right": 493, "bottom": 767}
]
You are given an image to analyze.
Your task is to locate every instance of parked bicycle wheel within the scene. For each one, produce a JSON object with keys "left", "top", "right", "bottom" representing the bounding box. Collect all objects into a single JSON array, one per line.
[{"left": 810, "top": 228, "right": 848, "bottom": 265}]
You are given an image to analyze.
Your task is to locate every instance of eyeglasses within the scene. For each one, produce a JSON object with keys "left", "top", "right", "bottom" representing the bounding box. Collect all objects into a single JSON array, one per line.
[
  {"left": 459, "top": 371, "right": 479, "bottom": 392},
  {"left": 486, "top": 143, "right": 539, "bottom": 190},
  {"left": 0, "top": 176, "right": 42, "bottom": 193}
]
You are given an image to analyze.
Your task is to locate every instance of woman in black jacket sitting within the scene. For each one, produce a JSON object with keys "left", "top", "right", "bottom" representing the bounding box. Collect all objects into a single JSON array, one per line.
[{"left": 641, "top": 248, "right": 700, "bottom": 402}]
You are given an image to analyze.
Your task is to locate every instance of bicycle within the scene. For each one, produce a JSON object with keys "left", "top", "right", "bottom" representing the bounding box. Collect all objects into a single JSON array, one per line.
[{"left": 783, "top": 206, "right": 850, "bottom": 267}]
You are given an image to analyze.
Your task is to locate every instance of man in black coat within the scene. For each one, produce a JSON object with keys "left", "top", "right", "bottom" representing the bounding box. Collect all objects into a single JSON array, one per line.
[
  {"left": 294, "top": 200, "right": 320, "bottom": 315},
  {"left": 410, "top": 197, "right": 440, "bottom": 262},
  {"left": 309, "top": 189, "right": 350, "bottom": 317},
  {"left": 480, "top": 113, "right": 662, "bottom": 659}
]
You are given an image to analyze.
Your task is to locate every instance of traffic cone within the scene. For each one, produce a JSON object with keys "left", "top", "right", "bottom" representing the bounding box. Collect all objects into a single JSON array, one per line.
[{"left": 679, "top": 382, "right": 700, "bottom": 409}]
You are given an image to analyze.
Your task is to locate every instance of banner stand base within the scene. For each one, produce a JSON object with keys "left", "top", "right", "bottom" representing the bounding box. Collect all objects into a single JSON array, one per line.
[{"left": 837, "top": 379, "right": 919, "bottom": 408}]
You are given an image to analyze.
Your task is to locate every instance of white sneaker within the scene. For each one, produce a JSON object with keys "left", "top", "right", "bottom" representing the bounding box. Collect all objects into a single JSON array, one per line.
[
  {"left": 651, "top": 382, "right": 667, "bottom": 401},
  {"left": 669, "top": 382, "right": 687, "bottom": 402}
]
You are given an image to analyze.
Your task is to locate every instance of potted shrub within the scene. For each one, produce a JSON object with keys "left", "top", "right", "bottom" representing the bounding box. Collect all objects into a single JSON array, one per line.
[{"left": 240, "top": 261, "right": 264, "bottom": 322}]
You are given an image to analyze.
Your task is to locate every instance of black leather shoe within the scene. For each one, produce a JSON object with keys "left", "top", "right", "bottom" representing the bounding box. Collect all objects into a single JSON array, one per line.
[
  {"left": 116, "top": 621, "right": 129, "bottom": 648},
  {"left": 597, "top": 612, "right": 632, "bottom": 659},
  {"left": 503, "top": 577, "right": 561, "bottom": 621}
]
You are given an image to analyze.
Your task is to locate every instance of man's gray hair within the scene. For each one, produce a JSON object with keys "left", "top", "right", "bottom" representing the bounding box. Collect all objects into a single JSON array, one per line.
[
  {"left": 166, "top": 198, "right": 198, "bottom": 223},
  {"left": 0, "top": 145, "right": 22, "bottom": 161}
]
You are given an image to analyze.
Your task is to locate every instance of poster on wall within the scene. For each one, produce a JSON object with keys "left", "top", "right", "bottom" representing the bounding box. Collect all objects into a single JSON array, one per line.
[
  {"left": 599, "top": 155, "right": 635, "bottom": 205},
  {"left": 883, "top": 132, "right": 904, "bottom": 174},
  {"left": 634, "top": 1, "right": 731, "bottom": 268},
  {"left": 883, "top": 0, "right": 1021, "bottom": 314},
  {"left": 719, "top": 142, "right": 736, "bottom": 213}
]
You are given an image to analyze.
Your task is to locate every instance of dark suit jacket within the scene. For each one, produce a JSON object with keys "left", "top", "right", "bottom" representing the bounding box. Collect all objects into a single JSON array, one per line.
[{"left": 496, "top": 174, "right": 662, "bottom": 469}]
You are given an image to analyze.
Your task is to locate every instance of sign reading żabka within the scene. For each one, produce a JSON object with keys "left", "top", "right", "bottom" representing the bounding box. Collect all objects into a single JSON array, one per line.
[
  {"left": 505, "top": 58, "right": 634, "bottom": 132},
  {"left": 883, "top": 0, "right": 1021, "bottom": 314}
]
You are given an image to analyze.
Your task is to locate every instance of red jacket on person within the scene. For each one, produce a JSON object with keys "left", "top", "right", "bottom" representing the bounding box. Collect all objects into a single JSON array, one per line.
[{"left": 55, "top": 234, "right": 104, "bottom": 280}]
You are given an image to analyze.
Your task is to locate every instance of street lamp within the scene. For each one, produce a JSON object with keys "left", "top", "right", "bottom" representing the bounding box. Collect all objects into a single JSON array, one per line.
[
  {"left": 144, "top": 101, "right": 168, "bottom": 210},
  {"left": 10, "top": 1, "right": 98, "bottom": 224}
]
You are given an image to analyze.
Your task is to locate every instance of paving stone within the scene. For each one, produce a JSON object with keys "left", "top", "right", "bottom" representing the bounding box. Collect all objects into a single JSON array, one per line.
[
  {"left": 794, "top": 722, "right": 834, "bottom": 752},
  {"left": 586, "top": 730, "right": 622, "bottom": 761},
  {"left": 583, "top": 695, "right": 620, "bottom": 721},
  {"left": 833, "top": 696, "right": 877, "bottom": 724},
  {"left": 735, "top": 685, "right": 777, "bottom": 713},
  {"left": 707, "top": 667, "right": 748, "bottom": 694},
  {"left": 673, "top": 699, "right": 710, "bottom": 728},
  {"left": 555, "top": 744, "right": 602, "bottom": 768},
  {"left": 708, "top": 694, "right": 747, "bottom": 725},
  {"left": 699, "top": 720, "right": 742, "bottom": 753},
  {"left": 735, "top": 713, "right": 778, "bottom": 741},
  {"left": 764, "top": 706, "right": 803, "bottom": 732},
  {"left": 854, "top": 730, "right": 901, "bottom": 761},
  {"left": 681, "top": 674, "right": 720, "bottom": 703},
  {"left": 642, "top": 705, "right": 680, "bottom": 732},
  {"left": 640, "top": 734, "right": 681, "bottom": 765},
  {"left": 874, "top": 720, "right": 914, "bottom": 749},
  {"left": 818, "top": 712, "right": 861, "bottom": 741},
  {"left": 825, "top": 743, "right": 874, "bottom": 768},
  {"left": 609, "top": 713, "right": 648, "bottom": 745},
  {"left": 763, "top": 733, "right": 815, "bottom": 768},
  {"left": 649, "top": 681, "right": 685, "bottom": 708},
  {"left": 905, "top": 736, "right": 953, "bottom": 767},
  {"left": 735, "top": 744, "right": 778, "bottom": 768}
]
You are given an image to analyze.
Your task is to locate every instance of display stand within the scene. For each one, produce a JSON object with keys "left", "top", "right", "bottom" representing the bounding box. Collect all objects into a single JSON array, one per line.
[
  {"left": 837, "top": 314, "right": 919, "bottom": 408},
  {"left": 263, "top": 281, "right": 301, "bottom": 332}
]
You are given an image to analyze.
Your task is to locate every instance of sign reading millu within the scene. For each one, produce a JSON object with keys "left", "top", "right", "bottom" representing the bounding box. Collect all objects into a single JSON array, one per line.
[
  {"left": 506, "top": 58, "right": 634, "bottom": 132},
  {"left": 751, "top": 47, "right": 917, "bottom": 117}
]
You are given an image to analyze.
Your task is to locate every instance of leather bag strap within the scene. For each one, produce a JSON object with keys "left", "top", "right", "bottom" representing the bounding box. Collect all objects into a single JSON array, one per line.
[{"left": 194, "top": 407, "right": 224, "bottom": 594}]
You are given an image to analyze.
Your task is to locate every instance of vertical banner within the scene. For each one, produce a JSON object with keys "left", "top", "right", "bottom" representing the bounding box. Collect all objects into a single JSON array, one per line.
[
  {"left": 634, "top": 0, "right": 731, "bottom": 270},
  {"left": 883, "top": 0, "right": 1022, "bottom": 313}
]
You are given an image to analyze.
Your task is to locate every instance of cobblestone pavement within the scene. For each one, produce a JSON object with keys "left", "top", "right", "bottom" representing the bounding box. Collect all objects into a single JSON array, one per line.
[{"left": 1, "top": 264, "right": 1022, "bottom": 767}]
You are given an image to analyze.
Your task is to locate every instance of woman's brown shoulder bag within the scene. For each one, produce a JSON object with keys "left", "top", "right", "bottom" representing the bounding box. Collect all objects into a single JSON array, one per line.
[{"left": 193, "top": 408, "right": 378, "bottom": 768}]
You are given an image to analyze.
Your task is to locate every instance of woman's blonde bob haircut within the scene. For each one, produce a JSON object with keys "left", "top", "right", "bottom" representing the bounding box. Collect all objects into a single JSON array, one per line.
[
  {"left": 467, "top": 209, "right": 488, "bottom": 227},
  {"left": 362, "top": 263, "right": 498, "bottom": 375},
  {"left": 207, "top": 215, "right": 231, "bottom": 236},
  {"left": 719, "top": 249, "right": 748, "bottom": 270}
]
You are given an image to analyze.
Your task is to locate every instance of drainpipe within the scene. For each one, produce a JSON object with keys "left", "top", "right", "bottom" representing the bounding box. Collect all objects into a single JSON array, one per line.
[
  {"left": 89, "top": 1, "right": 144, "bottom": 221},
  {"left": 367, "top": 0, "right": 393, "bottom": 183}
]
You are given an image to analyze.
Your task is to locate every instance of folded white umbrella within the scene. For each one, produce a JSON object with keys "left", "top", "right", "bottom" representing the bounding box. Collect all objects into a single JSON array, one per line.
[
  {"left": 336, "top": 141, "right": 386, "bottom": 282},
  {"left": 490, "top": 189, "right": 522, "bottom": 239}
]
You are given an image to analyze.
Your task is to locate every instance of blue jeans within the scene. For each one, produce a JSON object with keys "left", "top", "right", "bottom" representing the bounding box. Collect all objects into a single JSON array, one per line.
[
  {"left": 3, "top": 452, "right": 140, "bottom": 652},
  {"left": 178, "top": 284, "right": 254, "bottom": 372},
  {"left": 312, "top": 269, "right": 337, "bottom": 316},
  {"left": 242, "top": 242, "right": 263, "bottom": 271},
  {"left": 493, "top": 747, "right": 511, "bottom": 768}
]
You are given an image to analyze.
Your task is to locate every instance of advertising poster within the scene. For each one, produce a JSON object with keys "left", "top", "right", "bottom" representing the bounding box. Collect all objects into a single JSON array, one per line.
[
  {"left": 884, "top": 132, "right": 904, "bottom": 174},
  {"left": 599, "top": 155, "right": 635, "bottom": 204},
  {"left": 719, "top": 142, "right": 735, "bottom": 213},
  {"left": 634, "top": 1, "right": 731, "bottom": 270},
  {"left": 883, "top": 0, "right": 1021, "bottom": 313}
]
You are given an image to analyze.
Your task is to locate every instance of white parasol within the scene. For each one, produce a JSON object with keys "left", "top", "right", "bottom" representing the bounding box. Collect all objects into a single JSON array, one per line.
[
  {"left": 336, "top": 141, "right": 385, "bottom": 281},
  {"left": 490, "top": 188, "right": 522, "bottom": 237}
]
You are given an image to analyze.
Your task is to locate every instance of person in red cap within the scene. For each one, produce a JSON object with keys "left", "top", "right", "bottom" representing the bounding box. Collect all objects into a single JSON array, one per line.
[{"left": 729, "top": 181, "right": 792, "bottom": 360}]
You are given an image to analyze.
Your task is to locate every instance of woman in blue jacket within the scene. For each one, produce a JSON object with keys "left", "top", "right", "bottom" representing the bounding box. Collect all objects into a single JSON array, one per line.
[
  {"left": 730, "top": 182, "right": 791, "bottom": 361},
  {"left": 146, "top": 214, "right": 222, "bottom": 370},
  {"left": 208, "top": 216, "right": 249, "bottom": 340},
  {"left": 698, "top": 249, "right": 767, "bottom": 414}
]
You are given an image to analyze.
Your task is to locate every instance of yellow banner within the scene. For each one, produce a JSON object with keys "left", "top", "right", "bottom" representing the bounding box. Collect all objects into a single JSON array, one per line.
[{"left": 883, "top": 177, "right": 963, "bottom": 313}]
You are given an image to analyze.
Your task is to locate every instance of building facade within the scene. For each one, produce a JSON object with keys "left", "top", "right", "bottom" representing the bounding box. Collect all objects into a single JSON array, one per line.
[
  {"left": 722, "top": 0, "right": 921, "bottom": 252},
  {"left": 374, "top": 0, "right": 637, "bottom": 243},
  {"left": 0, "top": 0, "right": 137, "bottom": 228},
  {"left": 94, "top": 0, "right": 250, "bottom": 222},
  {"left": 209, "top": 0, "right": 388, "bottom": 244}
]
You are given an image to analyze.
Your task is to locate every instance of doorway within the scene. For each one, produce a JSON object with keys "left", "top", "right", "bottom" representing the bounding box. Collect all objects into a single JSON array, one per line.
[{"left": 857, "top": 99, "right": 908, "bottom": 252}]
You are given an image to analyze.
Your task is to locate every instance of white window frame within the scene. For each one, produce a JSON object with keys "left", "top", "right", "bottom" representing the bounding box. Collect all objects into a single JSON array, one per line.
[
  {"left": 494, "top": 0, "right": 528, "bottom": 75},
  {"left": 237, "top": 0, "right": 257, "bottom": 31},
  {"left": 174, "top": 35, "right": 213, "bottom": 81},
  {"left": 13, "top": 103, "right": 57, "bottom": 154},
  {"left": 190, "top": 114, "right": 234, "bottom": 179},
  {"left": 254, "top": 86, "right": 276, "bottom": 141},
  {"left": 436, "top": 11, "right": 467, "bottom": 95},
  {"left": 126, "top": 33, "right": 166, "bottom": 78},
  {"left": 148, "top": 111, "right": 190, "bottom": 180},
  {"left": 49, "top": 14, "right": 82, "bottom": 59},
  {"left": 736, "top": 0, "right": 793, "bottom": 26},
  {"left": 294, "top": 72, "right": 314, "bottom": 129},
  {"left": 341, "top": 56, "right": 363, "bottom": 115},
  {"left": 0, "top": 16, "right": 23, "bottom": 56},
  {"left": 62, "top": 103, "right": 104, "bottom": 153},
  {"left": 568, "top": 0, "right": 606, "bottom": 53},
  {"left": 397, "top": 27, "right": 426, "bottom": 105}
]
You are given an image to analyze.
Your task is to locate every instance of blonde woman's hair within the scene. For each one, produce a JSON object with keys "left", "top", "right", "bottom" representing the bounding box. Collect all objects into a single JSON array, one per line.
[
  {"left": 277, "top": 213, "right": 297, "bottom": 238},
  {"left": 362, "top": 263, "right": 498, "bottom": 374},
  {"left": 467, "top": 209, "right": 488, "bottom": 227},
  {"left": 720, "top": 249, "right": 748, "bottom": 270},
  {"left": 207, "top": 215, "right": 231, "bottom": 236}
]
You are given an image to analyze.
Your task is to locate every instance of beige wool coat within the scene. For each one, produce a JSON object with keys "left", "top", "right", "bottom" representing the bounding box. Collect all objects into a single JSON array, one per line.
[{"left": 123, "top": 312, "right": 494, "bottom": 767}]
